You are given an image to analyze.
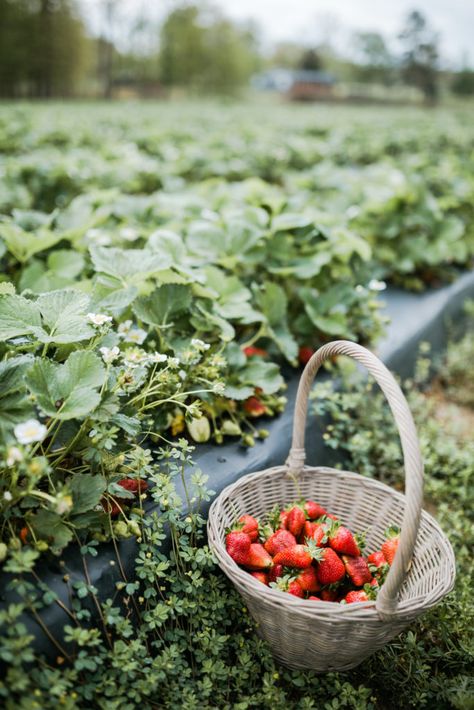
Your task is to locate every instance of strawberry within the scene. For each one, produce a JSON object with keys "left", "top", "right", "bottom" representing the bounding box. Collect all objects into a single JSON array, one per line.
[
  {"left": 245, "top": 543, "right": 273, "bottom": 570},
  {"left": 243, "top": 396, "right": 266, "bottom": 417},
  {"left": 279, "top": 510, "right": 289, "bottom": 529},
  {"left": 273, "top": 539, "right": 320, "bottom": 569},
  {"left": 298, "top": 346, "right": 314, "bottom": 365},
  {"left": 367, "top": 550, "right": 386, "bottom": 568},
  {"left": 328, "top": 523, "right": 360, "bottom": 557},
  {"left": 294, "top": 566, "right": 320, "bottom": 593},
  {"left": 243, "top": 346, "right": 268, "bottom": 358},
  {"left": 225, "top": 531, "right": 251, "bottom": 564},
  {"left": 308, "top": 595, "right": 321, "bottom": 601},
  {"left": 315, "top": 548, "right": 346, "bottom": 585},
  {"left": 270, "top": 575, "right": 304, "bottom": 598},
  {"left": 382, "top": 527, "right": 400, "bottom": 565},
  {"left": 286, "top": 506, "right": 306, "bottom": 537},
  {"left": 304, "top": 521, "right": 328, "bottom": 546},
  {"left": 117, "top": 478, "right": 148, "bottom": 494},
  {"left": 325, "top": 513, "right": 339, "bottom": 521},
  {"left": 370, "top": 577, "right": 379, "bottom": 589},
  {"left": 250, "top": 571, "right": 269, "bottom": 585},
  {"left": 344, "top": 590, "right": 369, "bottom": 604},
  {"left": 342, "top": 555, "right": 372, "bottom": 587},
  {"left": 268, "top": 563, "right": 284, "bottom": 584},
  {"left": 304, "top": 500, "right": 327, "bottom": 520},
  {"left": 237, "top": 514, "right": 259, "bottom": 542},
  {"left": 264, "top": 529, "right": 297, "bottom": 556},
  {"left": 320, "top": 588, "right": 339, "bottom": 602}
]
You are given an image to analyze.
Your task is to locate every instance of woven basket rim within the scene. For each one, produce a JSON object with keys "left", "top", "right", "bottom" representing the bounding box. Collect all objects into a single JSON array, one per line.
[{"left": 208, "top": 464, "right": 456, "bottom": 621}]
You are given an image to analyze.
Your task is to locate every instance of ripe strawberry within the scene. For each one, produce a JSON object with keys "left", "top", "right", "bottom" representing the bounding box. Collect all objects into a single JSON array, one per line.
[
  {"left": 382, "top": 527, "right": 400, "bottom": 565},
  {"left": 118, "top": 478, "right": 148, "bottom": 494},
  {"left": 225, "top": 531, "right": 251, "bottom": 564},
  {"left": 286, "top": 506, "right": 306, "bottom": 537},
  {"left": 325, "top": 513, "right": 339, "bottom": 521},
  {"left": 304, "top": 500, "right": 327, "bottom": 520},
  {"left": 271, "top": 575, "right": 305, "bottom": 598},
  {"left": 344, "top": 590, "right": 369, "bottom": 604},
  {"left": 237, "top": 514, "right": 259, "bottom": 542},
  {"left": 328, "top": 523, "right": 360, "bottom": 557},
  {"left": 245, "top": 543, "right": 273, "bottom": 570},
  {"left": 250, "top": 571, "right": 269, "bottom": 584},
  {"left": 268, "top": 563, "right": 284, "bottom": 584},
  {"left": 320, "top": 588, "right": 339, "bottom": 602},
  {"left": 370, "top": 577, "right": 379, "bottom": 589},
  {"left": 298, "top": 346, "right": 314, "bottom": 365},
  {"left": 304, "top": 521, "right": 328, "bottom": 546},
  {"left": 273, "top": 544, "right": 313, "bottom": 569},
  {"left": 342, "top": 555, "right": 372, "bottom": 587},
  {"left": 279, "top": 510, "right": 289, "bottom": 529},
  {"left": 367, "top": 550, "right": 387, "bottom": 568},
  {"left": 294, "top": 566, "right": 320, "bottom": 593},
  {"left": 243, "top": 346, "right": 268, "bottom": 358},
  {"left": 287, "top": 580, "right": 304, "bottom": 597},
  {"left": 243, "top": 396, "right": 267, "bottom": 417},
  {"left": 315, "top": 548, "right": 346, "bottom": 585},
  {"left": 264, "top": 529, "right": 297, "bottom": 556},
  {"left": 308, "top": 595, "right": 321, "bottom": 601}
]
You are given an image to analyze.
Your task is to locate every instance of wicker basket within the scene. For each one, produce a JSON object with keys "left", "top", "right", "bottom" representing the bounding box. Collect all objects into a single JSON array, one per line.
[{"left": 208, "top": 340, "right": 456, "bottom": 671}]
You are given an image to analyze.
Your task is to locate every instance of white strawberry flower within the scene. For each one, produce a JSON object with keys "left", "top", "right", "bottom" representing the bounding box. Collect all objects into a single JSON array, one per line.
[
  {"left": 368, "top": 279, "right": 387, "bottom": 292},
  {"left": 124, "top": 328, "right": 147, "bottom": 345},
  {"left": 6, "top": 446, "right": 23, "bottom": 467},
  {"left": 191, "top": 338, "right": 210, "bottom": 351},
  {"left": 118, "top": 320, "right": 133, "bottom": 337},
  {"left": 99, "top": 346, "right": 120, "bottom": 364},
  {"left": 3, "top": 491, "right": 13, "bottom": 501},
  {"left": 87, "top": 313, "right": 113, "bottom": 326},
  {"left": 150, "top": 352, "right": 168, "bottom": 363},
  {"left": 14, "top": 419, "right": 47, "bottom": 445}
]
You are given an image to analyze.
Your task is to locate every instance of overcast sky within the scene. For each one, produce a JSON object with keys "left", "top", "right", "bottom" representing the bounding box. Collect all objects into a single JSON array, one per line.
[{"left": 82, "top": 0, "right": 474, "bottom": 67}]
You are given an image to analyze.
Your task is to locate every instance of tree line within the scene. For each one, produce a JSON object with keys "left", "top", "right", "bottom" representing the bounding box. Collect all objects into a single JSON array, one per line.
[{"left": 0, "top": 1, "right": 472, "bottom": 100}]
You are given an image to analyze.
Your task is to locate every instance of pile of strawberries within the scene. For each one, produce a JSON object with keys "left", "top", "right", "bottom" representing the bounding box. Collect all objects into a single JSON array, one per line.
[{"left": 225, "top": 500, "right": 399, "bottom": 603}]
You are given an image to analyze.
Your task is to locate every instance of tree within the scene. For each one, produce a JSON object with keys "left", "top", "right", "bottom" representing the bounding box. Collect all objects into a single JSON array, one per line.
[
  {"left": 353, "top": 31, "right": 394, "bottom": 84},
  {"left": 299, "top": 49, "right": 323, "bottom": 72},
  {"left": 451, "top": 68, "right": 474, "bottom": 96},
  {"left": 398, "top": 10, "right": 439, "bottom": 103}
]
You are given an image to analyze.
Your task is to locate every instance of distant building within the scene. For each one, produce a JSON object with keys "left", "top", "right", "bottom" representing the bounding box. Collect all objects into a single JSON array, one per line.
[
  {"left": 251, "top": 69, "right": 336, "bottom": 101},
  {"left": 288, "top": 70, "right": 335, "bottom": 101}
]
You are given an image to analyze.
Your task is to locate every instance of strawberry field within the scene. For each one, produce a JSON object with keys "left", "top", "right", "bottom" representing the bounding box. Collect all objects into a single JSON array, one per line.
[{"left": 0, "top": 101, "right": 473, "bottom": 708}]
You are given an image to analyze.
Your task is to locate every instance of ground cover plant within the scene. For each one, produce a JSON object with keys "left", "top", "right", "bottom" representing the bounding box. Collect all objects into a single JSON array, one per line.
[{"left": 0, "top": 341, "right": 472, "bottom": 709}]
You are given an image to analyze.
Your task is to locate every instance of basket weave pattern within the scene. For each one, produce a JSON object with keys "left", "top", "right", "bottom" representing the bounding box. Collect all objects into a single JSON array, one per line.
[{"left": 208, "top": 341, "right": 456, "bottom": 671}]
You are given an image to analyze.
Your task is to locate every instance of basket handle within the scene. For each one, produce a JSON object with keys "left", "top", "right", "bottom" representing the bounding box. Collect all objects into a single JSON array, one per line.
[{"left": 286, "top": 340, "right": 423, "bottom": 620}]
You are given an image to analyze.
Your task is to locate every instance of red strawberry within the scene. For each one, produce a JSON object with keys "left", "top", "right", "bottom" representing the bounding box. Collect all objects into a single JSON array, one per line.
[
  {"left": 304, "top": 501, "right": 327, "bottom": 520},
  {"left": 328, "top": 524, "right": 360, "bottom": 557},
  {"left": 250, "top": 571, "right": 269, "bottom": 585},
  {"left": 264, "top": 529, "right": 297, "bottom": 556},
  {"left": 286, "top": 506, "right": 306, "bottom": 537},
  {"left": 298, "top": 346, "right": 314, "bottom": 365},
  {"left": 342, "top": 555, "right": 372, "bottom": 587},
  {"left": 279, "top": 510, "right": 289, "bottom": 529},
  {"left": 367, "top": 550, "right": 387, "bottom": 568},
  {"left": 287, "top": 580, "right": 304, "bottom": 597},
  {"left": 243, "top": 396, "right": 266, "bottom": 417},
  {"left": 268, "top": 563, "right": 284, "bottom": 584},
  {"left": 320, "top": 588, "right": 339, "bottom": 602},
  {"left": 344, "top": 590, "right": 369, "bottom": 604},
  {"left": 304, "top": 521, "right": 328, "bottom": 546},
  {"left": 325, "top": 513, "right": 339, "bottom": 521},
  {"left": 382, "top": 528, "right": 400, "bottom": 565},
  {"left": 294, "top": 567, "right": 320, "bottom": 593},
  {"left": 315, "top": 548, "right": 346, "bottom": 585},
  {"left": 370, "top": 577, "right": 379, "bottom": 589},
  {"left": 225, "top": 531, "right": 251, "bottom": 564},
  {"left": 308, "top": 595, "right": 321, "bottom": 601},
  {"left": 273, "top": 540, "right": 320, "bottom": 569},
  {"left": 245, "top": 543, "right": 273, "bottom": 570},
  {"left": 243, "top": 346, "right": 268, "bottom": 358},
  {"left": 237, "top": 514, "right": 259, "bottom": 542},
  {"left": 118, "top": 478, "right": 148, "bottom": 494}
]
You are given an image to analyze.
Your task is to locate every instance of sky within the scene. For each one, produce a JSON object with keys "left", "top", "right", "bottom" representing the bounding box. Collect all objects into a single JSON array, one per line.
[{"left": 82, "top": 0, "right": 474, "bottom": 67}]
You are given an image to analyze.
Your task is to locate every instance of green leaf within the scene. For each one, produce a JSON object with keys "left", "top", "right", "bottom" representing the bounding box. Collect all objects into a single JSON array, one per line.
[
  {"left": 0, "top": 294, "right": 43, "bottom": 340},
  {"left": 222, "top": 384, "right": 255, "bottom": 400},
  {"left": 258, "top": 282, "right": 298, "bottom": 362},
  {"left": 90, "top": 246, "right": 172, "bottom": 286},
  {"left": 30, "top": 510, "right": 73, "bottom": 553},
  {"left": 0, "top": 355, "right": 35, "bottom": 436},
  {"left": 240, "top": 360, "right": 284, "bottom": 394},
  {"left": 0, "top": 222, "right": 63, "bottom": 263},
  {"left": 70, "top": 474, "right": 106, "bottom": 515},
  {"left": 133, "top": 284, "right": 192, "bottom": 327},
  {"left": 35, "top": 290, "right": 95, "bottom": 344},
  {"left": 26, "top": 350, "right": 106, "bottom": 420}
]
